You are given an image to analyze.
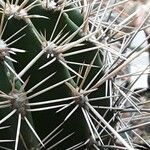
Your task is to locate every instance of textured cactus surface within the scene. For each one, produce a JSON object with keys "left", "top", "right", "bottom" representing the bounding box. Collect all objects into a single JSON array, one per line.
[{"left": 0, "top": 0, "right": 150, "bottom": 150}]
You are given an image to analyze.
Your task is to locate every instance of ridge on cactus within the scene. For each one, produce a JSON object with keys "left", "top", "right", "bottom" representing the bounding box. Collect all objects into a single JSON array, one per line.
[{"left": 0, "top": 0, "right": 150, "bottom": 150}]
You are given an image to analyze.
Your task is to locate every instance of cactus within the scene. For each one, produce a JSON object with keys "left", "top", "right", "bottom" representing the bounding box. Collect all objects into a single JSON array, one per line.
[{"left": 0, "top": 0, "right": 150, "bottom": 150}]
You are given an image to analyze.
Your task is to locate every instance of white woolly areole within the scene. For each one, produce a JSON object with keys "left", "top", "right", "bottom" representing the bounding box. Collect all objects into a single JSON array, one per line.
[
  {"left": 41, "top": 0, "right": 57, "bottom": 10},
  {"left": 5, "top": 4, "right": 27, "bottom": 19},
  {"left": 0, "top": 40, "right": 7, "bottom": 49}
]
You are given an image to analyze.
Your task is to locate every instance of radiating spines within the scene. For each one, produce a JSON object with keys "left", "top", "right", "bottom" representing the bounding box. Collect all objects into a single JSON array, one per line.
[
  {"left": 0, "top": 0, "right": 47, "bottom": 22},
  {"left": 0, "top": 71, "right": 75, "bottom": 149},
  {"left": 0, "top": 18, "right": 27, "bottom": 83}
]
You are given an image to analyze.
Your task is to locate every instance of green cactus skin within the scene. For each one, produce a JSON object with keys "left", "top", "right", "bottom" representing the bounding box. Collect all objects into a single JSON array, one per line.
[
  {"left": 1, "top": 0, "right": 147, "bottom": 150},
  {"left": 0, "top": 1, "right": 109, "bottom": 149}
]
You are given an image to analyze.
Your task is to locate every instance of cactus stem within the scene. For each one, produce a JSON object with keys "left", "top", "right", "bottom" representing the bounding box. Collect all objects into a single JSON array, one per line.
[
  {"left": 56, "top": 101, "right": 75, "bottom": 113},
  {"left": 64, "top": 105, "right": 79, "bottom": 121},
  {"left": 47, "top": 132, "right": 74, "bottom": 150},
  {"left": 56, "top": 29, "right": 100, "bottom": 54},
  {"left": 0, "top": 109, "right": 16, "bottom": 124},
  {"left": 24, "top": 116, "right": 45, "bottom": 148},
  {"left": 7, "top": 34, "right": 26, "bottom": 46},
  {"left": 5, "top": 24, "right": 27, "bottom": 42},
  {"left": 27, "top": 76, "right": 75, "bottom": 100},
  {"left": 37, "top": 22, "right": 95, "bottom": 75},
  {"left": 27, "top": 96, "right": 78, "bottom": 106},
  {"left": 81, "top": 108, "right": 97, "bottom": 143},
  {"left": 56, "top": 32, "right": 70, "bottom": 46},
  {"left": 2, "top": 0, "right": 149, "bottom": 148},
  {"left": 18, "top": 27, "right": 67, "bottom": 77},
  {"left": 1, "top": 73, "right": 75, "bottom": 114},
  {"left": 84, "top": 66, "right": 104, "bottom": 91},
  {"left": 42, "top": 129, "right": 63, "bottom": 148},
  {"left": 4, "top": 61, "right": 24, "bottom": 83},
  {"left": 18, "top": 49, "right": 45, "bottom": 78},
  {"left": 26, "top": 72, "right": 56, "bottom": 94},
  {"left": 49, "top": 7, "right": 65, "bottom": 42},
  {"left": 38, "top": 121, "right": 64, "bottom": 148},
  {"left": 59, "top": 59, "right": 83, "bottom": 79},
  {"left": 80, "top": 51, "right": 99, "bottom": 90}
]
